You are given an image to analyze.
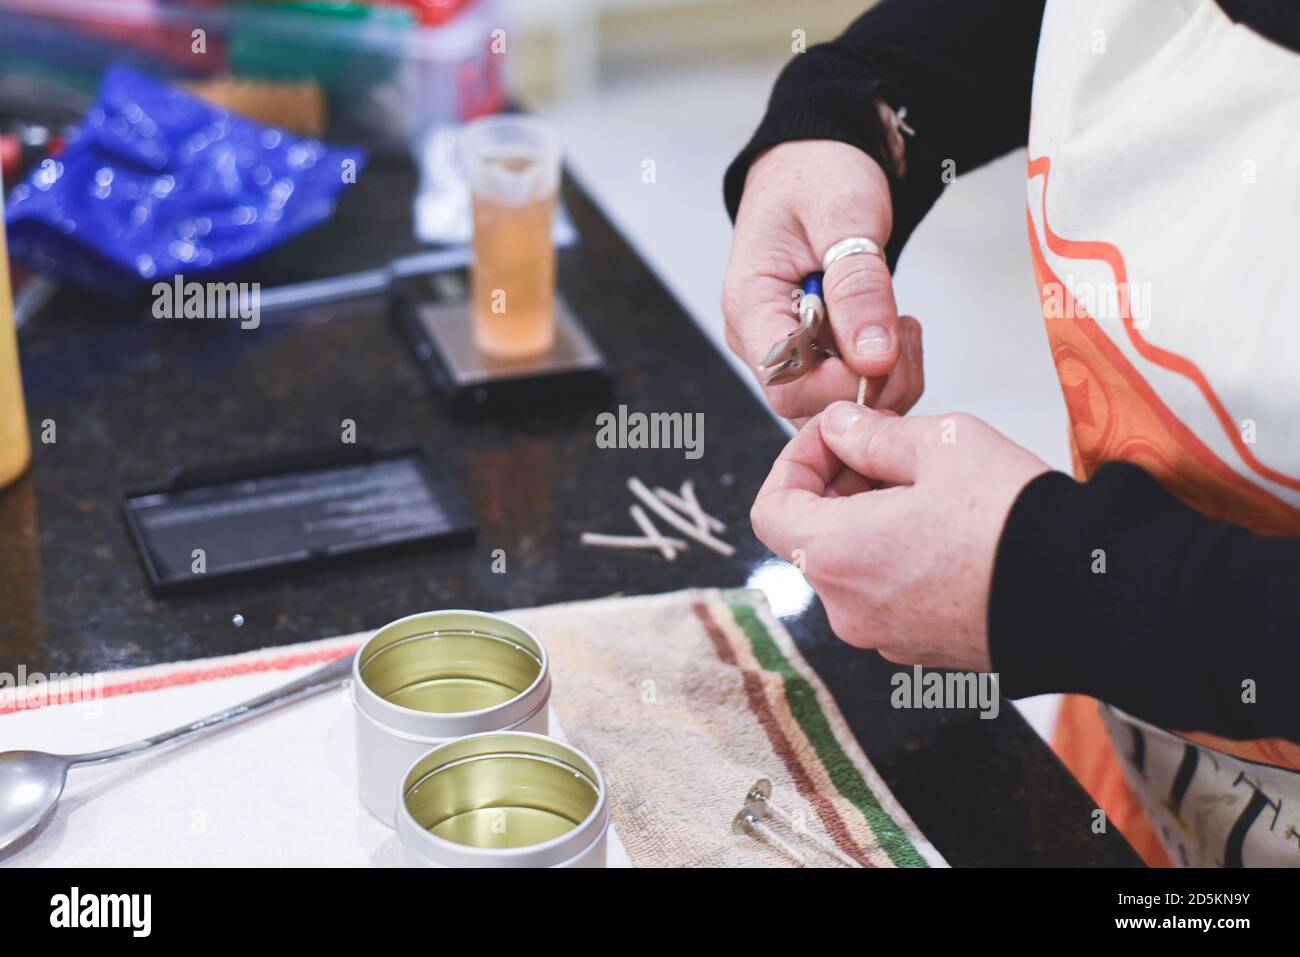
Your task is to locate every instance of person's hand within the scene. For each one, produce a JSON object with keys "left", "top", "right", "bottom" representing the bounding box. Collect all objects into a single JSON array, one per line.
[
  {"left": 750, "top": 402, "right": 1051, "bottom": 671},
  {"left": 723, "top": 140, "right": 920, "bottom": 424}
]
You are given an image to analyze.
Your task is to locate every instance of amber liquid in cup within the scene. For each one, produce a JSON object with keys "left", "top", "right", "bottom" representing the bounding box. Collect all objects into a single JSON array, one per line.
[
  {"left": 461, "top": 117, "right": 561, "bottom": 361},
  {"left": 470, "top": 163, "right": 557, "bottom": 359}
]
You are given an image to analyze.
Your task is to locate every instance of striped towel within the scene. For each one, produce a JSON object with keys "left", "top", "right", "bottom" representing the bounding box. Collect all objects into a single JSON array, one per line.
[
  {"left": 516, "top": 588, "right": 943, "bottom": 867},
  {"left": 0, "top": 588, "right": 940, "bottom": 867}
]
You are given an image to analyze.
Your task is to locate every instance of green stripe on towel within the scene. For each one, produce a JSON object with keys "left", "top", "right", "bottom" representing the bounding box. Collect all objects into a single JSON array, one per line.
[{"left": 726, "top": 599, "right": 928, "bottom": 868}]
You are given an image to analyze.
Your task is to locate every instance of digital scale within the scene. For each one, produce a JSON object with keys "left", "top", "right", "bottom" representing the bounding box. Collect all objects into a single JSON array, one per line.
[{"left": 392, "top": 269, "right": 612, "bottom": 415}]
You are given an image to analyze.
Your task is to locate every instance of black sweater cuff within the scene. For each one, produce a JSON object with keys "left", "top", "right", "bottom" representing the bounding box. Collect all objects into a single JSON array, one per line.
[
  {"left": 990, "top": 462, "right": 1300, "bottom": 744},
  {"left": 723, "top": 0, "right": 1046, "bottom": 265},
  {"left": 722, "top": 46, "right": 891, "bottom": 218},
  {"left": 721, "top": 48, "right": 929, "bottom": 269}
]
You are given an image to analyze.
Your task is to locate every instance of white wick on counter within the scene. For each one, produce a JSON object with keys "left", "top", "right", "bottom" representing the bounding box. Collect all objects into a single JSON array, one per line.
[
  {"left": 580, "top": 532, "right": 687, "bottom": 551},
  {"left": 652, "top": 480, "right": 725, "bottom": 535},
  {"left": 628, "top": 477, "right": 735, "bottom": 557},
  {"left": 578, "top": 478, "right": 734, "bottom": 559},
  {"left": 629, "top": 504, "right": 679, "bottom": 560}
]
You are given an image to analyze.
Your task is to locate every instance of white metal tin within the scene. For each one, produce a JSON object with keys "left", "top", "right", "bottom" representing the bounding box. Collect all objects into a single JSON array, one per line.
[
  {"left": 395, "top": 731, "right": 610, "bottom": 868},
  {"left": 352, "top": 610, "right": 550, "bottom": 826}
]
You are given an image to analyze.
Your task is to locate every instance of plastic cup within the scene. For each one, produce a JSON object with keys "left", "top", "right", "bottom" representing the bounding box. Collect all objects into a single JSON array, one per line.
[{"left": 459, "top": 115, "right": 561, "bottom": 360}]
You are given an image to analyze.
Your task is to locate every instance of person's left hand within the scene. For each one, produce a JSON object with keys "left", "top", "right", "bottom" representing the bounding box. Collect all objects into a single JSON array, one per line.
[{"left": 750, "top": 401, "right": 1051, "bottom": 672}]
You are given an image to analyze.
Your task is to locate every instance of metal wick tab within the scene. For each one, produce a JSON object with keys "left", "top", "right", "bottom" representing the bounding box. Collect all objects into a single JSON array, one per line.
[
  {"left": 731, "top": 807, "right": 808, "bottom": 867},
  {"left": 745, "top": 778, "right": 864, "bottom": 868}
]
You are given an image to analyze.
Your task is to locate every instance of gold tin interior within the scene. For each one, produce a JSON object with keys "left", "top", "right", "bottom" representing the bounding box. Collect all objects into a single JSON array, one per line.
[
  {"left": 360, "top": 626, "right": 543, "bottom": 714},
  {"left": 403, "top": 736, "right": 601, "bottom": 850}
]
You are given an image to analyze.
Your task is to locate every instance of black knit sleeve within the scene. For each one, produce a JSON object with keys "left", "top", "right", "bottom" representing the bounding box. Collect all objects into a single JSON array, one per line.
[
  {"left": 724, "top": 0, "right": 1045, "bottom": 263},
  {"left": 990, "top": 462, "right": 1300, "bottom": 744}
]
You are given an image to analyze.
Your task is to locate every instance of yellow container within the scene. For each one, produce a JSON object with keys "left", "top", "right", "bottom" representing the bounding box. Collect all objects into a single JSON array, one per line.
[{"left": 0, "top": 175, "right": 31, "bottom": 489}]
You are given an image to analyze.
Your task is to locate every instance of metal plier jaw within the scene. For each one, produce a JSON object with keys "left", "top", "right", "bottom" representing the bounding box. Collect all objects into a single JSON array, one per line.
[{"left": 759, "top": 272, "right": 839, "bottom": 386}]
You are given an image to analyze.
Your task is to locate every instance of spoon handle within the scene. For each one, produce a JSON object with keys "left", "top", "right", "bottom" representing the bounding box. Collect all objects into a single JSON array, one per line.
[{"left": 65, "top": 652, "right": 355, "bottom": 766}]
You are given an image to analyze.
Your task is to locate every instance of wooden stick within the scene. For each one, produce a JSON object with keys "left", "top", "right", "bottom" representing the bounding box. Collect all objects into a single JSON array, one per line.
[
  {"left": 580, "top": 532, "right": 688, "bottom": 550},
  {"left": 855, "top": 376, "right": 867, "bottom": 405},
  {"left": 652, "top": 483, "right": 725, "bottom": 535},
  {"left": 680, "top": 479, "right": 726, "bottom": 532},
  {"left": 628, "top": 477, "right": 735, "bottom": 557},
  {"left": 630, "top": 504, "right": 678, "bottom": 560}
]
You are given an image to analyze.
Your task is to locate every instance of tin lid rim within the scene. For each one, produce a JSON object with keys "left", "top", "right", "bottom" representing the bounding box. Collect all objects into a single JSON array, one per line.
[
  {"left": 352, "top": 609, "right": 550, "bottom": 736},
  {"left": 352, "top": 679, "right": 550, "bottom": 742},
  {"left": 395, "top": 731, "right": 611, "bottom": 869}
]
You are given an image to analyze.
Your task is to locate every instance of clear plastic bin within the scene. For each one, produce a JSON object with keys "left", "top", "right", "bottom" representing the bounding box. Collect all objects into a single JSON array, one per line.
[{"left": 0, "top": 0, "right": 506, "bottom": 156}]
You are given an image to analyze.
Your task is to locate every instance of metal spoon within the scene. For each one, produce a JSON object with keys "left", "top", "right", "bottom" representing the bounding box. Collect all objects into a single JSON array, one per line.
[{"left": 0, "top": 652, "right": 354, "bottom": 853}]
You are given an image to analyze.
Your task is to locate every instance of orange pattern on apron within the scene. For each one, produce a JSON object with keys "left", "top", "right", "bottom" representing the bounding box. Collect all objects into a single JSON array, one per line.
[{"left": 1026, "top": 154, "right": 1300, "bottom": 865}]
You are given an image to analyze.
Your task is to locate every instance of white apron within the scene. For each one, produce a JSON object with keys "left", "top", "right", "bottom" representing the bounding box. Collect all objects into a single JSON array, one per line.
[{"left": 1026, "top": 0, "right": 1300, "bottom": 866}]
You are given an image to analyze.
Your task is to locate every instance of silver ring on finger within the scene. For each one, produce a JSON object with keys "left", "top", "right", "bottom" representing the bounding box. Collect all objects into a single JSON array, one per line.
[{"left": 821, "top": 236, "right": 885, "bottom": 271}]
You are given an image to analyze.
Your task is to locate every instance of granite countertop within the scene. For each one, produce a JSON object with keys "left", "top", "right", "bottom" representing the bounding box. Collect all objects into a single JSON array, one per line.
[{"left": 0, "top": 159, "right": 1140, "bottom": 867}]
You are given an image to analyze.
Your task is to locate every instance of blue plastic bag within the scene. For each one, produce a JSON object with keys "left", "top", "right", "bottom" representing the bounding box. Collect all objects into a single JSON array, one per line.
[{"left": 4, "top": 65, "right": 366, "bottom": 294}]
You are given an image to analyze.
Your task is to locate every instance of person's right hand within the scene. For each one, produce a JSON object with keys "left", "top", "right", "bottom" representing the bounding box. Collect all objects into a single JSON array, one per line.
[{"left": 722, "top": 139, "right": 920, "bottom": 424}]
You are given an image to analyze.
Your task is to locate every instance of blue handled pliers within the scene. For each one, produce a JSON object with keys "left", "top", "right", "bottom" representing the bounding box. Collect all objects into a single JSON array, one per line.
[{"left": 758, "top": 273, "right": 840, "bottom": 386}]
